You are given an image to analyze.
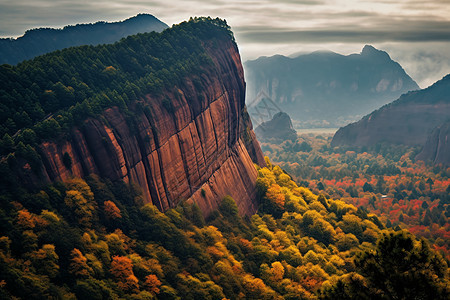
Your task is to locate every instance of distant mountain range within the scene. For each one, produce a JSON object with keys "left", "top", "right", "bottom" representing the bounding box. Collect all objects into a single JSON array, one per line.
[
  {"left": 0, "top": 14, "right": 168, "bottom": 65},
  {"left": 245, "top": 45, "right": 419, "bottom": 128},
  {"left": 332, "top": 74, "right": 450, "bottom": 164}
]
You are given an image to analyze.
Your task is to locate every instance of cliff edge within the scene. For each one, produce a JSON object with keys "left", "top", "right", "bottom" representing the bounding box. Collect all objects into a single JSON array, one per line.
[{"left": 3, "top": 18, "right": 264, "bottom": 216}]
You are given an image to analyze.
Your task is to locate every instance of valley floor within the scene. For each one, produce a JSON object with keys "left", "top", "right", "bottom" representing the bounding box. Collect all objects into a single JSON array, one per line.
[{"left": 260, "top": 133, "right": 450, "bottom": 261}]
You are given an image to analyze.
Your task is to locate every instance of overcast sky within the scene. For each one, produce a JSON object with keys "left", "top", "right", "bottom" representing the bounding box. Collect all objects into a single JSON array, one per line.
[{"left": 1, "top": 0, "right": 449, "bottom": 88}]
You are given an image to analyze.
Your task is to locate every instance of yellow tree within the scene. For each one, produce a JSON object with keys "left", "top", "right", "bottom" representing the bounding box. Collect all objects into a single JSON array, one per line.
[
  {"left": 69, "top": 248, "right": 93, "bottom": 278},
  {"left": 64, "top": 190, "right": 95, "bottom": 226},
  {"left": 16, "top": 209, "right": 36, "bottom": 229},
  {"left": 266, "top": 184, "right": 285, "bottom": 210},
  {"left": 270, "top": 261, "right": 285, "bottom": 282}
]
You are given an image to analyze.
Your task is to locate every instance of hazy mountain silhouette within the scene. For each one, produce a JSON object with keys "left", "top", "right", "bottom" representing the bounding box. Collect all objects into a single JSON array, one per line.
[
  {"left": 416, "top": 121, "right": 450, "bottom": 166},
  {"left": 0, "top": 14, "right": 168, "bottom": 65},
  {"left": 255, "top": 112, "right": 297, "bottom": 142},
  {"left": 245, "top": 45, "right": 419, "bottom": 128},
  {"left": 332, "top": 74, "right": 450, "bottom": 150}
]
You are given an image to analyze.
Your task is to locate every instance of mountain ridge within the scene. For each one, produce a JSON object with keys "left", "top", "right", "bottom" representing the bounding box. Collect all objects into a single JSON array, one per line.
[
  {"left": 331, "top": 74, "right": 450, "bottom": 149},
  {"left": 0, "top": 19, "right": 448, "bottom": 299},
  {"left": 0, "top": 14, "right": 168, "bottom": 65},
  {"left": 245, "top": 45, "right": 419, "bottom": 128}
]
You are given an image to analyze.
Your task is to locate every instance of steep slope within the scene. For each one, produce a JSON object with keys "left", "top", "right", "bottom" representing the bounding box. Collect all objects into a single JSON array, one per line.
[
  {"left": 245, "top": 45, "right": 419, "bottom": 128},
  {"left": 331, "top": 74, "right": 450, "bottom": 148},
  {"left": 416, "top": 121, "right": 450, "bottom": 166},
  {"left": 255, "top": 112, "right": 297, "bottom": 142},
  {"left": 0, "top": 14, "right": 168, "bottom": 65},
  {"left": 0, "top": 18, "right": 264, "bottom": 217}
]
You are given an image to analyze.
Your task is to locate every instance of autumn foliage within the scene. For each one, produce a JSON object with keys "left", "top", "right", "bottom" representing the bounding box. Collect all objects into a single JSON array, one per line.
[
  {"left": 104, "top": 200, "right": 121, "bottom": 219},
  {"left": 261, "top": 134, "right": 450, "bottom": 260},
  {"left": 0, "top": 163, "right": 448, "bottom": 299},
  {"left": 110, "top": 256, "right": 139, "bottom": 292}
]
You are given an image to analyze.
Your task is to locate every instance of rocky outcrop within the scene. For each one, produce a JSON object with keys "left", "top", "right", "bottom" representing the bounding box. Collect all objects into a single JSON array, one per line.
[
  {"left": 416, "top": 122, "right": 450, "bottom": 166},
  {"left": 255, "top": 112, "right": 297, "bottom": 142},
  {"left": 34, "top": 31, "right": 264, "bottom": 216},
  {"left": 332, "top": 74, "right": 450, "bottom": 148}
]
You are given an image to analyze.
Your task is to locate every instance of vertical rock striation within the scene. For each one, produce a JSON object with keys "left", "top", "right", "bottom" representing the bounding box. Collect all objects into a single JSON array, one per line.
[{"left": 36, "top": 32, "right": 264, "bottom": 216}]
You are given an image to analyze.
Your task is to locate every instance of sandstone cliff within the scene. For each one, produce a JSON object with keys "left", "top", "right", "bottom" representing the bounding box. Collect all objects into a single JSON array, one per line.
[
  {"left": 331, "top": 74, "right": 450, "bottom": 148},
  {"left": 18, "top": 21, "right": 264, "bottom": 217}
]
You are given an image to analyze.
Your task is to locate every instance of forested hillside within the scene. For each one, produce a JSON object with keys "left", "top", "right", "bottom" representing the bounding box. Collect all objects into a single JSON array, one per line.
[
  {"left": 332, "top": 74, "right": 450, "bottom": 148},
  {"left": 0, "top": 17, "right": 216, "bottom": 141},
  {"left": 0, "top": 14, "right": 168, "bottom": 65},
  {"left": 1, "top": 158, "right": 448, "bottom": 299},
  {"left": 0, "top": 17, "right": 266, "bottom": 215}
]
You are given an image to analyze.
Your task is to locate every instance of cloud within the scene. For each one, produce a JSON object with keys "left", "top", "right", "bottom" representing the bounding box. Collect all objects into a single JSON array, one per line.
[
  {"left": 235, "top": 23, "right": 450, "bottom": 44},
  {"left": 382, "top": 42, "right": 450, "bottom": 88}
]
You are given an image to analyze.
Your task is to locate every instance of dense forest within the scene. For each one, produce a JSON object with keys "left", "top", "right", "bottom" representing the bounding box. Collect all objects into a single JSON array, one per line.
[
  {"left": 0, "top": 17, "right": 232, "bottom": 178},
  {"left": 260, "top": 134, "right": 450, "bottom": 261},
  {"left": 1, "top": 158, "right": 448, "bottom": 299},
  {"left": 0, "top": 17, "right": 229, "bottom": 140}
]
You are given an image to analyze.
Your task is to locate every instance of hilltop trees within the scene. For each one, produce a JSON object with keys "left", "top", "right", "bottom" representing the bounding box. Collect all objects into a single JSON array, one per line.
[
  {"left": 321, "top": 230, "right": 450, "bottom": 299},
  {"left": 0, "top": 17, "right": 236, "bottom": 187}
]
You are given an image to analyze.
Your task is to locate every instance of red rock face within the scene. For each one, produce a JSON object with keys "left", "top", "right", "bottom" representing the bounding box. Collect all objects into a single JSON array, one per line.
[{"left": 36, "top": 38, "right": 264, "bottom": 216}]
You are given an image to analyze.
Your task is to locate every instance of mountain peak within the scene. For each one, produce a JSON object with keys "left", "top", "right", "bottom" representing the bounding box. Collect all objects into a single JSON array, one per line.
[
  {"left": 361, "top": 44, "right": 377, "bottom": 53},
  {"left": 124, "top": 13, "right": 160, "bottom": 23},
  {"left": 361, "top": 45, "right": 391, "bottom": 60},
  {"left": 246, "top": 45, "right": 419, "bottom": 128},
  {"left": 1, "top": 17, "right": 263, "bottom": 216}
]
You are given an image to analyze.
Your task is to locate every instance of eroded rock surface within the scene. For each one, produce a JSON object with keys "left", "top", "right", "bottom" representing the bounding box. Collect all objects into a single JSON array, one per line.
[{"left": 36, "top": 36, "right": 264, "bottom": 216}]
